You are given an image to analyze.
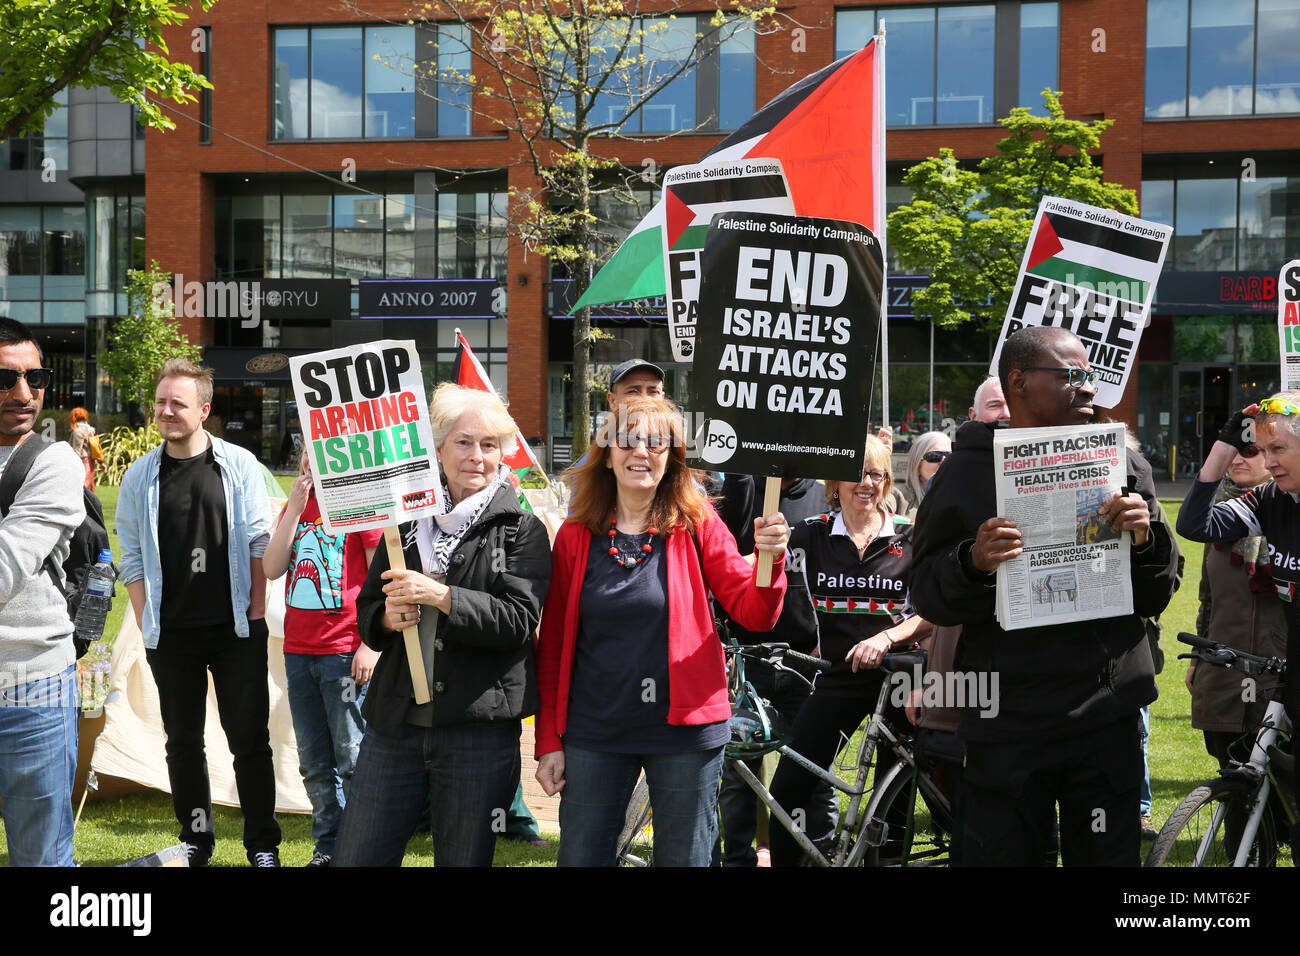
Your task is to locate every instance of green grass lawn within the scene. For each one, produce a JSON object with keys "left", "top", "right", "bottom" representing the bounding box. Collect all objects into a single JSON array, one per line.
[{"left": 12, "top": 495, "right": 1283, "bottom": 866}]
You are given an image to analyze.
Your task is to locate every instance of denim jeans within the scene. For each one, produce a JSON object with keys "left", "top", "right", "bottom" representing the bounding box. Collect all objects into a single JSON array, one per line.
[
  {"left": 284, "top": 652, "right": 367, "bottom": 857},
  {"left": 145, "top": 623, "right": 281, "bottom": 853},
  {"left": 0, "top": 664, "right": 78, "bottom": 866},
  {"left": 333, "top": 720, "right": 521, "bottom": 867},
  {"left": 558, "top": 744, "right": 725, "bottom": 867},
  {"left": 1139, "top": 705, "right": 1152, "bottom": 816}
]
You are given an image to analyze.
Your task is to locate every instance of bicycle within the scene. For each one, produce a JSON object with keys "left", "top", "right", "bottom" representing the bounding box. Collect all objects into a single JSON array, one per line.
[
  {"left": 724, "top": 641, "right": 953, "bottom": 867},
  {"left": 1145, "top": 631, "right": 1295, "bottom": 867}
]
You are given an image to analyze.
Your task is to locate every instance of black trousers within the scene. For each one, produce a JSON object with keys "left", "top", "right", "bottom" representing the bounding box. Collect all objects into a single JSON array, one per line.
[
  {"left": 958, "top": 714, "right": 1142, "bottom": 866},
  {"left": 146, "top": 620, "right": 281, "bottom": 853},
  {"left": 719, "top": 660, "right": 838, "bottom": 866}
]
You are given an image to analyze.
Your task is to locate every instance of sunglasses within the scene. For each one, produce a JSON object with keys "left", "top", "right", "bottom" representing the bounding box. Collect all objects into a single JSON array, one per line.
[
  {"left": 1023, "top": 366, "right": 1098, "bottom": 389},
  {"left": 0, "top": 367, "right": 53, "bottom": 391},
  {"left": 1259, "top": 397, "right": 1300, "bottom": 417},
  {"left": 615, "top": 432, "right": 672, "bottom": 452},
  {"left": 1238, "top": 446, "right": 1261, "bottom": 459},
  {"left": 922, "top": 450, "right": 951, "bottom": 464}
]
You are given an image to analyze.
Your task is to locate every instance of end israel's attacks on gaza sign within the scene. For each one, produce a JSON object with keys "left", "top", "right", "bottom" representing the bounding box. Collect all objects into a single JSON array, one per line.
[
  {"left": 1278, "top": 260, "right": 1300, "bottom": 391},
  {"left": 688, "top": 212, "right": 882, "bottom": 480},
  {"left": 290, "top": 340, "right": 444, "bottom": 534},
  {"left": 991, "top": 196, "right": 1173, "bottom": 408}
]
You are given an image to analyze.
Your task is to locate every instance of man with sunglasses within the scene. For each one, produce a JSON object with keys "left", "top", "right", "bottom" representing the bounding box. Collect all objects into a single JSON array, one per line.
[
  {"left": 0, "top": 318, "right": 86, "bottom": 866},
  {"left": 911, "top": 326, "right": 1178, "bottom": 866}
]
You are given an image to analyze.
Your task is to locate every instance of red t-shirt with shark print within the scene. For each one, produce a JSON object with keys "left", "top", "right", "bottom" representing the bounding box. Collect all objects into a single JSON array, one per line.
[{"left": 279, "top": 495, "right": 383, "bottom": 655}]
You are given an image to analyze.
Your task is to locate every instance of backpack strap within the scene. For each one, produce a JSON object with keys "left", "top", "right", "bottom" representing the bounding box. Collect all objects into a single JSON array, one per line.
[{"left": 0, "top": 434, "right": 66, "bottom": 596}]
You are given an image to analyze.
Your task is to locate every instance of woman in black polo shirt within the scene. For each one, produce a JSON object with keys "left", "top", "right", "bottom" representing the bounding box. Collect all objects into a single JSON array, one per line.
[{"left": 766, "top": 434, "right": 932, "bottom": 866}]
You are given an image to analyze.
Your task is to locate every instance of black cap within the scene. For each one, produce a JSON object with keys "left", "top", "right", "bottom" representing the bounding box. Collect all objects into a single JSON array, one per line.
[{"left": 609, "top": 358, "right": 665, "bottom": 388}]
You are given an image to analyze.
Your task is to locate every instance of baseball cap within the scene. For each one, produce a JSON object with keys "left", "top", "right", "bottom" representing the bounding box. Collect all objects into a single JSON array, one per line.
[{"left": 609, "top": 358, "right": 665, "bottom": 388}]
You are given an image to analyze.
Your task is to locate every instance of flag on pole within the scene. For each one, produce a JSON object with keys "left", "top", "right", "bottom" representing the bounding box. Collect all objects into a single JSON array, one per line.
[
  {"left": 452, "top": 329, "right": 547, "bottom": 510},
  {"left": 575, "top": 38, "right": 884, "bottom": 311}
]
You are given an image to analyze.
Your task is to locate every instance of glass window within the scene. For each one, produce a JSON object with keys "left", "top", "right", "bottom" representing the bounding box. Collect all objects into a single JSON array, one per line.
[
  {"left": 282, "top": 193, "right": 333, "bottom": 278},
  {"left": 0, "top": 207, "right": 42, "bottom": 300},
  {"left": 273, "top": 29, "right": 309, "bottom": 139},
  {"left": 385, "top": 193, "right": 416, "bottom": 277},
  {"left": 936, "top": 5, "right": 994, "bottom": 125},
  {"left": 1257, "top": 0, "right": 1300, "bottom": 113},
  {"left": 835, "top": 8, "right": 875, "bottom": 60},
  {"left": 334, "top": 194, "right": 386, "bottom": 278},
  {"left": 887, "top": 8, "right": 935, "bottom": 126},
  {"left": 88, "top": 196, "right": 114, "bottom": 293},
  {"left": 311, "top": 27, "right": 364, "bottom": 138},
  {"left": 1141, "top": 180, "right": 1174, "bottom": 227},
  {"left": 1018, "top": 3, "right": 1059, "bottom": 114},
  {"left": 229, "top": 194, "right": 280, "bottom": 279},
  {"left": 641, "top": 17, "right": 697, "bottom": 133},
  {"left": 588, "top": 20, "right": 636, "bottom": 132},
  {"left": 719, "top": 26, "right": 755, "bottom": 130},
  {"left": 366, "top": 26, "right": 415, "bottom": 137},
  {"left": 1145, "top": 0, "right": 1188, "bottom": 117},
  {"left": 1239, "top": 176, "right": 1299, "bottom": 270},
  {"left": 437, "top": 23, "right": 473, "bottom": 136},
  {"left": 1188, "top": 0, "right": 1254, "bottom": 116},
  {"left": 43, "top": 204, "right": 85, "bottom": 299},
  {"left": 1174, "top": 178, "right": 1237, "bottom": 270}
]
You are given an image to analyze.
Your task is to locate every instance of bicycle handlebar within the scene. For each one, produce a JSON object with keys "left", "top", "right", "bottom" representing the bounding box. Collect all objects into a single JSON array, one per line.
[{"left": 1176, "top": 631, "right": 1287, "bottom": 677}]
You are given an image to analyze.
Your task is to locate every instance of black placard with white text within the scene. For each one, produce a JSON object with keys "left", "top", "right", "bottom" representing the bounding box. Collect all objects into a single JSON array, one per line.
[{"left": 688, "top": 212, "right": 882, "bottom": 480}]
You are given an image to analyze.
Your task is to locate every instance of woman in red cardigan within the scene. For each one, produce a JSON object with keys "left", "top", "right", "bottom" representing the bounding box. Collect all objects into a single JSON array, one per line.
[{"left": 535, "top": 396, "right": 789, "bottom": 866}]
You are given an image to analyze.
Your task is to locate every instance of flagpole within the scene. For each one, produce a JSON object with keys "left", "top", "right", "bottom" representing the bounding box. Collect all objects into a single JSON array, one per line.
[{"left": 875, "top": 26, "right": 890, "bottom": 436}]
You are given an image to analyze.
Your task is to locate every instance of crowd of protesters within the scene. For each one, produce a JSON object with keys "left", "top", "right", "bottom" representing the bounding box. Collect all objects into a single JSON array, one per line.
[{"left": 2, "top": 315, "right": 1295, "bottom": 868}]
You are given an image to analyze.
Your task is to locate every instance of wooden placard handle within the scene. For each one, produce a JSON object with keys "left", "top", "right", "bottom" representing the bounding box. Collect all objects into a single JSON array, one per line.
[
  {"left": 755, "top": 476, "right": 782, "bottom": 587},
  {"left": 384, "top": 525, "right": 431, "bottom": 705}
]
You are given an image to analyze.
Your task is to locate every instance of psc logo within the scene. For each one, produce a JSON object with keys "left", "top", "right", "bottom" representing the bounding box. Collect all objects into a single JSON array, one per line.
[
  {"left": 698, "top": 418, "right": 737, "bottom": 465},
  {"left": 402, "top": 489, "right": 435, "bottom": 510}
]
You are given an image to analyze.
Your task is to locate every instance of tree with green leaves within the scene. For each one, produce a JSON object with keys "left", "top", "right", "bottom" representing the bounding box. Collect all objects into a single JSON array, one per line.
[
  {"left": 888, "top": 90, "right": 1138, "bottom": 331},
  {"left": 0, "top": 0, "right": 216, "bottom": 142},
  {"left": 362, "top": 0, "right": 777, "bottom": 455},
  {"left": 99, "top": 262, "right": 203, "bottom": 412}
]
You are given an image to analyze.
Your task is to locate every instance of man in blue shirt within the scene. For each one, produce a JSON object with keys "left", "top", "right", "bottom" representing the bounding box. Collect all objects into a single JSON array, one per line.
[{"left": 117, "top": 359, "right": 278, "bottom": 867}]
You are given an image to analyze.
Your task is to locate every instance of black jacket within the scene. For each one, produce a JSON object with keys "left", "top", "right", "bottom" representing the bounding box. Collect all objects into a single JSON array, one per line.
[
  {"left": 356, "top": 484, "right": 552, "bottom": 736},
  {"left": 910, "top": 420, "right": 1178, "bottom": 742}
]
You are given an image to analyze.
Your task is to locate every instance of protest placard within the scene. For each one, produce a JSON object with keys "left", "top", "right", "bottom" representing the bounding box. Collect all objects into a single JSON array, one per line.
[
  {"left": 290, "top": 340, "right": 443, "bottom": 702},
  {"left": 1278, "top": 259, "right": 1300, "bottom": 391},
  {"left": 992, "top": 197, "right": 1172, "bottom": 408},
  {"left": 991, "top": 422, "right": 1132, "bottom": 630},
  {"left": 688, "top": 211, "right": 882, "bottom": 480},
  {"left": 661, "top": 158, "right": 794, "bottom": 362}
]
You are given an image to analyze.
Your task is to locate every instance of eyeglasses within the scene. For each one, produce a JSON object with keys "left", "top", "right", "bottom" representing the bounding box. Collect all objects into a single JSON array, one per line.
[
  {"left": 615, "top": 432, "right": 672, "bottom": 453},
  {"left": 1023, "top": 366, "right": 1097, "bottom": 389},
  {"left": 861, "top": 470, "right": 887, "bottom": 484},
  {"left": 921, "top": 450, "right": 951, "bottom": 464},
  {"left": 0, "top": 367, "right": 53, "bottom": 391},
  {"left": 1259, "top": 397, "right": 1300, "bottom": 417}
]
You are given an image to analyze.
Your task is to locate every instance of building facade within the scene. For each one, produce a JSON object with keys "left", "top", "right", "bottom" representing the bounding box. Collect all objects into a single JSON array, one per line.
[{"left": 1, "top": 0, "right": 1296, "bottom": 473}]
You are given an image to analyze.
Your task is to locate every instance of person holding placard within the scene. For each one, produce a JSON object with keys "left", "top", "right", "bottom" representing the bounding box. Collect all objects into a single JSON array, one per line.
[
  {"left": 765, "top": 434, "right": 932, "bottom": 866},
  {"left": 534, "top": 396, "right": 789, "bottom": 867},
  {"left": 332, "top": 384, "right": 551, "bottom": 867}
]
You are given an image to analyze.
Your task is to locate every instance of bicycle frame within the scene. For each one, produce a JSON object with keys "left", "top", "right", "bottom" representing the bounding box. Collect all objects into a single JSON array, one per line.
[{"left": 1213, "top": 699, "right": 1293, "bottom": 867}]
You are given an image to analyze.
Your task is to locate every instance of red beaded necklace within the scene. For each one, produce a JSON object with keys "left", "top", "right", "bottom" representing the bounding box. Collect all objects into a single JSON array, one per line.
[{"left": 607, "top": 513, "right": 658, "bottom": 568}]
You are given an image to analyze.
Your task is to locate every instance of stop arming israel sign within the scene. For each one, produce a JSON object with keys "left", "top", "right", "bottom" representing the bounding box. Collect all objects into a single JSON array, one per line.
[
  {"left": 688, "top": 212, "right": 882, "bottom": 480},
  {"left": 1279, "top": 260, "right": 1300, "bottom": 391},
  {"left": 290, "top": 340, "right": 444, "bottom": 533}
]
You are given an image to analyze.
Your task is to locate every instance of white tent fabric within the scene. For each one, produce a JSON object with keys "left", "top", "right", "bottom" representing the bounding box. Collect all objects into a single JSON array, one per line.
[{"left": 89, "top": 568, "right": 312, "bottom": 814}]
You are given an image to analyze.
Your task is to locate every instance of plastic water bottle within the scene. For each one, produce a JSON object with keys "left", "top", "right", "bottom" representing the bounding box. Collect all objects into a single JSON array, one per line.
[{"left": 73, "top": 549, "right": 117, "bottom": 644}]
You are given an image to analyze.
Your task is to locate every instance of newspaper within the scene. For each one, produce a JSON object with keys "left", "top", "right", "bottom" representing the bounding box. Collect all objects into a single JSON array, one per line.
[{"left": 992, "top": 422, "right": 1132, "bottom": 630}]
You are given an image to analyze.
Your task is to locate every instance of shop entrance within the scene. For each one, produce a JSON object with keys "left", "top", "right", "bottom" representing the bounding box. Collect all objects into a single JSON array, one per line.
[{"left": 1174, "top": 365, "right": 1232, "bottom": 477}]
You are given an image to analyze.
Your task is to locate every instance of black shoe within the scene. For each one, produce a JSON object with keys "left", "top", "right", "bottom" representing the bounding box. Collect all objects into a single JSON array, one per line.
[
  {"left": 248, "top": 848, "right": 281, "bottom": 868},
  {"left": 181, "top": 842, "right": 212, "bottom": 867},
  {"left": 306, "top": 850, "right": 332, "bottom": 868}
]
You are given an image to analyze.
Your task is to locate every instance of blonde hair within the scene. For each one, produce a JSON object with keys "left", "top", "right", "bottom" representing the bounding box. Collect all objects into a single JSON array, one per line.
[
  {"left": 826, "top": 434, "right": 893, "bottom": 507},
  {"left": 428, "top": 382, "right": 519, "bottom": 457},
  {"left": 159, "top": 358, "right": 214, "bottom": 405}
]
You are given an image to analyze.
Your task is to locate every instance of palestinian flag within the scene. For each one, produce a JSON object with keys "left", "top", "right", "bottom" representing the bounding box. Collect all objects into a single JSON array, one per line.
[
  {"left": 452, "top": 330, "right": 546, "bottom": 511},
  {"left": 811, "top": 595, "right": 897, "bottom": 614},
  {"left": 1024, "top": 208, "right": 1168, "bottom": 306},
  {"left": 575, "top": 38, "right": 882, "bottom": 310},
  {"left": 663, "top": 165, "right": 792, "bottom": 253}
]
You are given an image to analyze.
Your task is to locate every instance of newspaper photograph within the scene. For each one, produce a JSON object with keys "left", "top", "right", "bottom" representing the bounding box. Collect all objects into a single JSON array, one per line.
[{"left": 992, "top": 422, "right": 1132, "bottom": 630}]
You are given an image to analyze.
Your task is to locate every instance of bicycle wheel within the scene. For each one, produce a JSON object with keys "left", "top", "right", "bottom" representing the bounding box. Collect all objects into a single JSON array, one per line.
[
  {"left": 1145, "top": 778, "right": 1277, "bottom": 867},
  {"left": 615, "top": 776, "right": 653, "bottom": 867},
  {"left": 856, "top": 764, "right": 952, "bottom": 867}
]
